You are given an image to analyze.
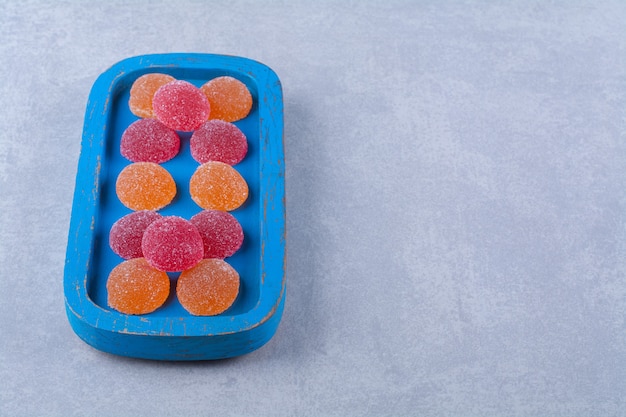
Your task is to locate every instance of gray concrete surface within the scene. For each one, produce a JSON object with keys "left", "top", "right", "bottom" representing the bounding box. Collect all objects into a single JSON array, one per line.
[{"left": 1, "top": 1, "right": 625, "bottom": 416}]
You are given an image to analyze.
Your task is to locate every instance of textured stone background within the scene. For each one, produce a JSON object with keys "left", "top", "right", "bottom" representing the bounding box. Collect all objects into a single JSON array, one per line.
[{"left": 1, "top": 1, "right": 625, "bottom": 416}]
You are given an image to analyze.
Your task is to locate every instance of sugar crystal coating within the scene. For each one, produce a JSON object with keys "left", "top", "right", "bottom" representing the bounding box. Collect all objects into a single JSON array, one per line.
[
  {"left": 176, "top": 258, "right": 240, "bottom": 316},
  {"left": 200, "top": 76, "right": 252, "bottom": 122},
  {"left": 141, "top": 216, "right": 204, "bottom": 272},
  {"left": 129, "top": 73, "right": 176, "bottom": 118},
  {"left": 109, "top": 210, "right": 162, "bottom": 259},
  {"left": 120, "top": 118, "right": 180, "bottom": 163},
  {"left": 190, "top": 120, "right": 248, "bottom": 165},
  {"left": 106, "top": 258, "right": 170, "bottom": 315},
  {"left": 190, "top": 210, "right": 244, "bottom": 259},
  {"left": 189, "top": 161, "right": 248, "bottom": 211},
  {"left": 116, "top": 162, "right": 176, "bottom": 211},
  {"left": 152, "top": 80, "right": 210, "bottom": 132}
]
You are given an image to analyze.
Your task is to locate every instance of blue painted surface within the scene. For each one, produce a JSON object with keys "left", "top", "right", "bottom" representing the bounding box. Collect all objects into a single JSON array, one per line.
[{"left": 63, "top": 53, "right": 285, "bottom": 360}]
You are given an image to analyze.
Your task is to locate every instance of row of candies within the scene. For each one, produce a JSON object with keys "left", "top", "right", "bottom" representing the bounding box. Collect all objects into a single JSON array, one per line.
[{"left": 106, "top": 73, "right": 253, "bottom": 316}]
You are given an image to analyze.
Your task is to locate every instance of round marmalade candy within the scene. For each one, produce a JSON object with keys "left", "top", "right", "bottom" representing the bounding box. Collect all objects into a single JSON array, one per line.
[
  {"left": 116, "top": 162, "right": 176, "bottom": 211},
  {"left": 106, "top": 258, "right": 170, "bottom": 315},
  {"left": 128, "top": 73, "right": 176, "bottom": 118},
  {"left": 176, "top": 258, "right": 240, "bottom": 316},
  {"left": 200, "top": 76, "right": 253, "bottom": 122},
  {"left": 109, "top": 210, "right": 162, "bottom": 259},
  {"left": 190, "top": 120, "right": 248, "bottom": 165},
  {"left": 152, "top": 80, "right": 210, "bottom": 132},
  {"left": 190, "top": 210, "right": 244, "bottom": 259},
  {"left": 189, "top": 161, "right": 248, "bottom": 211},
  {"left": 141, "top": 216, "right": 204, "bottom": 272},
  {"left": 120, "top": 118, "right": 180, "bottom": 163}
]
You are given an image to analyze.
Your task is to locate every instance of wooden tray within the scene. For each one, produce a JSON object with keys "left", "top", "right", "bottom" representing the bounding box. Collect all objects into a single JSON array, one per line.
[{"left": 64, "top": 53, "right": 285, "bottom": 360}]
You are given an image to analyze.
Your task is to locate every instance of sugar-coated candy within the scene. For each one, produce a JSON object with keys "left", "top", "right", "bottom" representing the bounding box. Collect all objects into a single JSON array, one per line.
[
  {"left": 106, "top": 258, "right": 170, "bottom": 315},
  {"left": 176, "top": 258, "right": 240, "bottom": 316},
  {"left": 190, "top": 120, "right": 248, "bottom": 165},
  {"left": 152, "top": 80, "right": 210, "bottom": 132},
  {"left": 189, "top": 161, "right": 248, "bottom": 211},
  {"left": 120, "top": 118, "right": 180, "bottom": 163},
  {"left": 141, "top": 216, "right": 204, "bottom": 272},
  {"left": 129, "top": 73, "right": 176, "bottom": 118},
  {"left": 116, "top": 162, "right": 176, "bottom": 211},
  {"left": 109, "top": 210, "right": 162, "bottom": 259},
  {"left": 190, "top": 210, "right": 244, "bottom": 259},
  {"left": 200, "top": 76, "right": 252, "bottom": 122}
]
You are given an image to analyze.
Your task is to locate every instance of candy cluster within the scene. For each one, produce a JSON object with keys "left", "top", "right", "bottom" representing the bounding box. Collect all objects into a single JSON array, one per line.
[{"left": 106, "top": 73, "right": 252, "bottom": 316}]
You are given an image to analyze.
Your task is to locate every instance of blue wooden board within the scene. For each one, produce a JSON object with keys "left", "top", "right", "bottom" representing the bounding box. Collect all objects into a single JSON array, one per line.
[{"left": 64, "top": 53, "right": 285, "bottom": 360}]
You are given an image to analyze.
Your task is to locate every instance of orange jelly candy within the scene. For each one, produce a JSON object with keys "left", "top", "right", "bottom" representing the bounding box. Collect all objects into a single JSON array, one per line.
[
  {"left": 106, "top": 258, "right": 170, "bottom": 315},
  {"left": 200, "top": 76, "right": 252, "bottom": 122},
  {"left": 189, "top": 161, "right": 248, "bottom": 211},
  {"left": 128, "top": 73, "right": 176, "bottom": 118},
  {"left": 176, "top": 258, "right": 240, "bottom": 316},
  {"left": 116, "top": 162, "right": 176, "bottom": 211}
]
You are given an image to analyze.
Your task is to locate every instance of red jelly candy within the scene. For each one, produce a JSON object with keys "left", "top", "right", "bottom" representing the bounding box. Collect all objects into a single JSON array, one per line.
[
  {"left": 152, "top": 80, "right": 210, "bottom": 132},
  {"left": 190, "top": 210, "right": 244, "bottom": 259},
  {"left": 120, "top": 119, "right": 180, "bottom": 163},
  {"left": 109, "top": 210, "right": 162, "bottom": 259},
  {"left": 141, "top": 216, "right": 204, "bottom": 272},
  {"left": 190, "top": 120, "right": 248, "bottom": 165},
  {"left": 176, "top": 258, "right": 240, "bottom": 316}
]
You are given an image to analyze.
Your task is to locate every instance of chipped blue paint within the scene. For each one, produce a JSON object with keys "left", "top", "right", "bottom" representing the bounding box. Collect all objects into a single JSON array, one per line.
[{"left": 64, "top": 54, "right": 285, "bottom": 360}]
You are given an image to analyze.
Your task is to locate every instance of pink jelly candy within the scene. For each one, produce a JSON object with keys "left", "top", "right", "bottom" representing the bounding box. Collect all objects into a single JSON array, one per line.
[
  {"left": 120, "top": 118, "right": 180, "bottom": 163},
  {"left": 141, "top": 216, "right": 204, "bottom": 272},
  {"left": 109, "top": 210, "right": 162, "bottom": 259},
  {"left": 190, "top": 210, "right": 244, "bottom": 259},
  {"left": 190, "top": 120, "right": 248, "bottom": 165},
  {"left": 152, "top": 80, "right": 210, "bottom": 132}
]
